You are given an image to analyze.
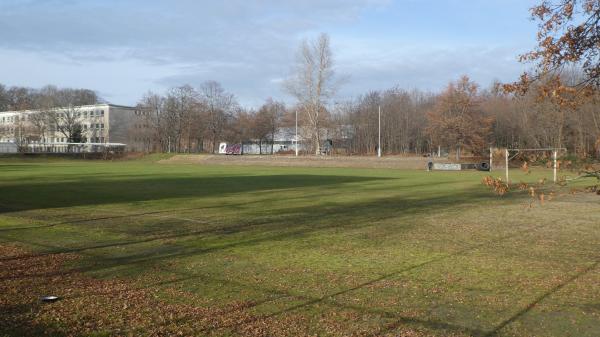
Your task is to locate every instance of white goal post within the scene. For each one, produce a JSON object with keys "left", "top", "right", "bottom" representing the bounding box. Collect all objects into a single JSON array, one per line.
[{"left": 490, "top": 147, "right": 567, "bottom": 184}]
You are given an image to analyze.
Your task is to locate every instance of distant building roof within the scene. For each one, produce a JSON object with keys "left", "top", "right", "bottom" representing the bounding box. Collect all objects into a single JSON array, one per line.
[{"left": 0, "top": 103, "right": 135, "bottom": 115}]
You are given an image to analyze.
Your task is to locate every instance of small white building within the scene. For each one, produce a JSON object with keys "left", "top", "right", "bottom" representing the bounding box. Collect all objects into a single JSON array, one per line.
[{"left": 239, "top": 127, "right": 307, "bottom": 155}]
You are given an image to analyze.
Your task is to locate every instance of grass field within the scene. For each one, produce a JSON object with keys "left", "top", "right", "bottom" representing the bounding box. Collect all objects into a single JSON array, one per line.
[{"left": 1, "top": 156, "right": 599, "bottom": 337}]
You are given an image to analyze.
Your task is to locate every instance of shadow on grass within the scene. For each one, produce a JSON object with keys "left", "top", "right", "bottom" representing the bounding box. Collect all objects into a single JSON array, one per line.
[
  {"left": 1, "top": 191, "right": 496, "bottom": 335},
  {"left": 0, "top": 184, "right": 500, "bottom": 336},
  {"left": 0, "top": 172, "right": 510, "bottom": 336},
  {"left": 0, "top": 164, "right": 47, "bottom": 171},
  {"left": 0, "top": 174, "right": 389, "bottom": 213},
  {"left": 190, "top": 213, "right": 553, "bottom": 337},
  {"left": 0, "top": 183, "right": 495, "bottom": 267},
  {"left": 484, "top": 259, "right": 600, "bottom": 337}
]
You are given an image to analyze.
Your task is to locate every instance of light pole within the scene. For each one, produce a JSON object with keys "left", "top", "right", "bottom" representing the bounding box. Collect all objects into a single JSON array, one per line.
[
  {"left": 378, "top": 105, "right": 381, "bottom": 158},
  {"left": 295, "top": 110, "right": 298, "bottom": 157}
]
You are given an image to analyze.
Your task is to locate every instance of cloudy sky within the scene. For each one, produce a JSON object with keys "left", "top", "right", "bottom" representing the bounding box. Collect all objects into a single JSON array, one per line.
[{"left": 0, "top": 0, "right": 539, "bottom": 107}]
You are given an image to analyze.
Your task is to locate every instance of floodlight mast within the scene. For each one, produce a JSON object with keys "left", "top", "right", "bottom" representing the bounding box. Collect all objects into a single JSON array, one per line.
[{"left": 378, "top": 105, "right": 381, "bottom": 158}]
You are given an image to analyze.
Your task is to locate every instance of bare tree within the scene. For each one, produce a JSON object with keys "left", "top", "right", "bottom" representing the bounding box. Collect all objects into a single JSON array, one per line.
[
  {"left": 11, "top": 115, "right": 28, "bottom": 148},
  {"left": 33, "top": 86, "right": 63, "bottom": 144},
  {"left": 285, "top": 33, "right": 339, "bottom": 155},
  {"left": 227, "top": 108, "right": 256, "bottom": 150},
  {"left": 0, "top": 84, "right": 8, "bottom": 111},
  {"left": 185, "top": 96, "right": 205, "bottom": 153},
  {"left": 0, "top": 83, "right": 99, "bottom": 112},
  {"left": 134, "top": 85, "right": 208, "bottom": 152},
  {"left": 136, "top": 92, "right": 166, "bottom": 152},
  {"left": 256, "top": 98, "right": 285, "bottom": 154},
  {"left": 28, "top": 111, "right": 51, "bottom": 143},
  {"left": 163, "top": 85, "right": 198, "bottom": 152},
  {"left": 200, "top": 81, "right": 236, "bottom": 153},
  {"left": 6, "top": 87, "right": 34, "bottom": 111},
  {"left": 49, "top": 105, "right": 84, "bottom": 144}
]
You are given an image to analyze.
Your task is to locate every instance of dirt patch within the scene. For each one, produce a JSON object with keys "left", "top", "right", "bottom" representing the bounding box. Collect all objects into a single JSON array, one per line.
[{"left": 160, "top": 155, "right": 449, "bottom": 170}]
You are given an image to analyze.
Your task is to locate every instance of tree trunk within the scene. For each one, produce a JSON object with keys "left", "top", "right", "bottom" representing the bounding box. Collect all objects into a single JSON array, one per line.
[{"left": 314, "top": 126, "right": 321, "bottom": 155}]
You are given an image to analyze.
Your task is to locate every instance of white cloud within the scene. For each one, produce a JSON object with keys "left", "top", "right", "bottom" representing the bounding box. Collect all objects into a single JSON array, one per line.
[{"left": 0, "top": 0, "right": 534, "bottom": 107}]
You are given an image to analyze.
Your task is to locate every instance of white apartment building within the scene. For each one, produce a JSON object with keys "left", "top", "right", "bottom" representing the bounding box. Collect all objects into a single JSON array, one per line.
[{"left": 0, "top": 103, "right": 146, "bottom": 151}]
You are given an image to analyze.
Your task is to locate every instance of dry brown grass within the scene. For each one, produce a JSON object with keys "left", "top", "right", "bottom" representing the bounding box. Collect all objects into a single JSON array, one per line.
[{"left": 160, "top": 154, "right": 448, "bottom": 170}]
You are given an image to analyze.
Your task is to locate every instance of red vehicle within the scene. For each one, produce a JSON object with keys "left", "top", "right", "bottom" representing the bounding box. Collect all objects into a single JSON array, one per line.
[{"left": 225, "top": 144, "right": 242, "bottom": 155}]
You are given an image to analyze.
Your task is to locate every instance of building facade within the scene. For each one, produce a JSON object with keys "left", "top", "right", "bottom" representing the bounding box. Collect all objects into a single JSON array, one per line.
[{"left": 0, "top": 103, "right": 147, "bottom": 152}]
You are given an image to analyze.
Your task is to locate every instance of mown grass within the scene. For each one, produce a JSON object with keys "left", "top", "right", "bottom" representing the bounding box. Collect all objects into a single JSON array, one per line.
[{"left": 0, "top": 157, "right": 599, "bottom": 336}]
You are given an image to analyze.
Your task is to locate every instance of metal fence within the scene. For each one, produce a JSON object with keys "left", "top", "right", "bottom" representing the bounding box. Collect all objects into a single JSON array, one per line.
[
  {"left": 22, "top": 143, "right": 126, "bottom": 154},
  {"left": 0, "top": 142, "right": 18, "bottom": 153}
]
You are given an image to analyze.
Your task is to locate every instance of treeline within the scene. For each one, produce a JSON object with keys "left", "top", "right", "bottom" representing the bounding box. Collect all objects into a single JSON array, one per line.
[
  {"left": 338, "top": 74, "right": 600, "bottom": 157},
  {"left": 132, "top": 81, "right": 289, "bottom": 154},
  {"left": 132, "top": 75, "right": 600, "bottom": 157},
  {"left": 2, "top": 77, "right": 599, "bottom": 158},
  {"left": 0, "top": 84, "right": 99, "bottom": 111}
]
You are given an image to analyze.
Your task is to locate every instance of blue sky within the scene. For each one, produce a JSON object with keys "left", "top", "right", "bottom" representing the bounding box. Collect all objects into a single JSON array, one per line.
[{"left": 0, "top": 0, "right": 539, "bottom": 107}]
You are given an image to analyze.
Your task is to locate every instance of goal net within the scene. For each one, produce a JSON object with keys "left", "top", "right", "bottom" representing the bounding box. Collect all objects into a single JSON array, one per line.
[{"left": 489, "top": 147, "right": 566, "bottom": 185}]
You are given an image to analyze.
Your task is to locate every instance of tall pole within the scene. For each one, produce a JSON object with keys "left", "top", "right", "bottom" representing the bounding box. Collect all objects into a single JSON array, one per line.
[
  {"left": 505, "top": 148, "right": 509, "bottom": 183},
  {"left": 295, "top": 110, "right": 298, "bottom": 157},
  {"left": 378, "top": 105, "right": 381, "bottom": 158},
  {"left": 553, "top": 150, "right": 558, "bottom": 183}
]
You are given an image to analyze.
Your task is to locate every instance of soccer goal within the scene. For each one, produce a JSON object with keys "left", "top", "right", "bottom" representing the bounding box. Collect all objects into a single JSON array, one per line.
[{"left": 489, "top": 147, "right": 567, "bottom": 184}]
